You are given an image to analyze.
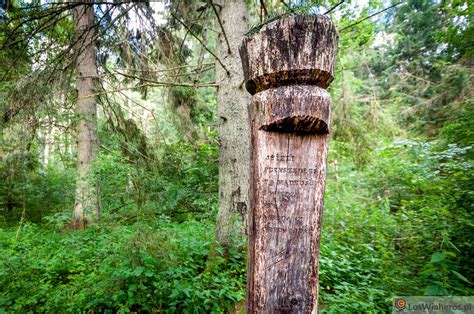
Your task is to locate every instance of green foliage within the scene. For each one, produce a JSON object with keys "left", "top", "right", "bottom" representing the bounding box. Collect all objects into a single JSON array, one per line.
[
  {"left": 318, "top": 137, "right": 474, "bottom": 312},
  {"left": 0, "top": 153, "right": 75, "bottom": 224},
  {"left": 437, "top": 0, "right": 473, "bottom": 59},
  {"left": 0, "top": 221, "right": 246, "bottom": 312},
  {"left": 87, "top": 138, "right": 218, "bottom": 221},
  {"left": 319, "top": 202, "right": 396, "bottom": 312},
  {"left": 440, "top": 99, "right": 474, "bottom": 151},
  {"left": 91, "top": 151, "right": 137, "bottom": 215},
  {"left": 148, "top": 142, "right": 217, "bottom": 220},
  {"left": 368, "top": 140, "right": 474, "bottom": 295},
  {"left": 0, "top": 0, "right": 472, "bottom": 312},
  {"left": 2, "top": 135, "right": 472, "bottom": 312}
]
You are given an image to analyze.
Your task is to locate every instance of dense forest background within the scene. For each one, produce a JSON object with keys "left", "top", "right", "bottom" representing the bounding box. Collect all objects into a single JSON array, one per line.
[{"left": 0, "top": 0, "right": 473, "bottom": 312}]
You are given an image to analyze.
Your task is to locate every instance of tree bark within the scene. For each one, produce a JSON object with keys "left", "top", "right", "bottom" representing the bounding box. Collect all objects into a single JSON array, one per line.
[
  {"left": 72, "top": 1, "right": 99, "bottom": 228},
  {"left": 215, "top": 0, "right": 250, "bottom": 243},
  {"left": 240, "top": 15, "right": 338, "bottom": 313}
]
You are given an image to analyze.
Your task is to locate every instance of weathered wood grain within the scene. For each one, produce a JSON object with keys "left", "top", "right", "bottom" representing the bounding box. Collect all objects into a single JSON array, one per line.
[
  {"left": 240, "top": 15, "right": 338, "bottom": 313},
  {"left": 254, "top": 86, "right": 331, "bottom": 135},
  {"left": 240, "top": 15, "right": 338, "bottom": 95}
]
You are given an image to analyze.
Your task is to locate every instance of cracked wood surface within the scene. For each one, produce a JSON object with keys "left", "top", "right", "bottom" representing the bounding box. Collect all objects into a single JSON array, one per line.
[{"left": 240, "top": 14, "right": 338, "bottom": 313}]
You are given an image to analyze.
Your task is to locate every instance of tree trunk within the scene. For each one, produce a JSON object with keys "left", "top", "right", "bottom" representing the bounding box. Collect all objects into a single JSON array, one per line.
[
  {"left": 240, "top": 15, "right": 338, "bottom": 313},
  {"left": 215, "top": 0, "right": 250, "bottom": 243},
  {"left": 72, "top": 1, "right": 99, "bottom": 228},
  {"left": 37, "top": 126, "right": 45, "bottom": 173}
]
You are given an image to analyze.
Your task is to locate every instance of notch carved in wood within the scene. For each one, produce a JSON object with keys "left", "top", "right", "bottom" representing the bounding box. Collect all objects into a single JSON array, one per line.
[
  {"left": 254, "top": 85, "right": 331, "bottom": 135},
  {"left": 259, "top": 116, "right": 328, "bottom": 134}
]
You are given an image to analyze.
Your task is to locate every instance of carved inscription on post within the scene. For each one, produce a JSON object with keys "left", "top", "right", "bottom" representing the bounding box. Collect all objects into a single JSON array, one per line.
[{"left": 240, "top": 15, "right": 338, "bottom": 313}]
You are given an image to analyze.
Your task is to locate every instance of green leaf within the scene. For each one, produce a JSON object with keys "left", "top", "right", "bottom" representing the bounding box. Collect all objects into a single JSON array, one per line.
[
  {"left": 144, "top": 270, "right": 154, "bottom": 277},
  {"left": 430, "top": 252, "right": 446, "bottom": 263},
  {"left": 451, "top": 270, "right": 472, "bottom": 284},
  {"left": 133, "top": 267, "right": 144, "bottom": 276},
  {"left": 424, "top": 285, "right": 447, "bottom": 296}
]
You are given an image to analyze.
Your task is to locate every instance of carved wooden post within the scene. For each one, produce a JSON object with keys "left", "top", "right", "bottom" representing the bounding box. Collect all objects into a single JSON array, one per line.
[{"left": 240, "top": 15, "right": 338, "bottom": 313}]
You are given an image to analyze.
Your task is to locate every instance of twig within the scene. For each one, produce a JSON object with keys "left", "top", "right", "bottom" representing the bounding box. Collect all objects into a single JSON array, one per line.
[
  {"left": 80, "top": 81, "right": 218, "bottom": 101},
  {"left": 178, "top": 9, "right": 206, "bottom": 63},
  {"left": 324, "top": 0, "right": 345, "bottom": 15},
  {"left": 170, "top": 12, "right": 230, "bottom": 75},
  {"left": 113, "top": 69, "right": 217, "bottom": 87},
  {"left": 279, "top": 0, "right": 293, "bottom": 11},
  {"left": 115, "top": 90, "right": 169, "bottom": 145},
  {"left": 123, "top": 63, "right": 214, "bottom": 73},
  {"left": 209, "top": 0, "right": 231, "bottom": 54},
  {"left": 339, "top": 1, "right": 403, "bottom": 32},
  {"left": 260, "top": 0, "right": 268, "bottom": 23}
]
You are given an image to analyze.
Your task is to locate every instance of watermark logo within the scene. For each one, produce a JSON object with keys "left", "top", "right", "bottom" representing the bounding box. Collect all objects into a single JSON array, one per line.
[
  {"left": 394, "top": 298, "right": 407, "bottom": 310},
  {"left": 393, "top": 296, "right": 474, "bottom": 313}
]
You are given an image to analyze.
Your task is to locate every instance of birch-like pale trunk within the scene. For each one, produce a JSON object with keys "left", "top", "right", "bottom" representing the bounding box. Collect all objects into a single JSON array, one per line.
[
  {"left": 215, "top": 0, "right": 251, "bottom": 244},
  {"left": 72, "top": 1, "right": 99, "bottom": 228}
]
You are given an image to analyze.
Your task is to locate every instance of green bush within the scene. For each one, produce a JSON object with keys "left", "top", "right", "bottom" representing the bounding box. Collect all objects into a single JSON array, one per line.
[
  {"left": 0, "top": 220, "right": 245, "bottom": 313},
  {"left": 89, "top": 141, "right": 218, "bottom": 222},
  {"left": 318, "top": 138, "right": 473, "bottom": 312},
  {"left": 0, "top": 153, "right": 75, "bottom": 224}
]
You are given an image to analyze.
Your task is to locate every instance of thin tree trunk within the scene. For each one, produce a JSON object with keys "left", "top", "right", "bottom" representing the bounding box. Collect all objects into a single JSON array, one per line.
[
  {"left": 44, "top": 120, "right": 51, "bottom": 168},
  {"left": 37, "top": 126, "right": 45, "bottom": 173},
  {"left": 215, "top": 0, "right": 250, "bottom": 244},
  {"left": 72, "top": 1, "right": 99, "bottom": 228}
]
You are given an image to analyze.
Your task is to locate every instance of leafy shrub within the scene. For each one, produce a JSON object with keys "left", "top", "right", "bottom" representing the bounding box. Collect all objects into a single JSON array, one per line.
[
  {"left": 318, "top": 138, "right": 473, "bottom": 312},
  {"left": 0, "top": 153, "right": 75, "bottom": 224},
  {"left": 0, "top": 220, "right": 245, "bottom": 313}
]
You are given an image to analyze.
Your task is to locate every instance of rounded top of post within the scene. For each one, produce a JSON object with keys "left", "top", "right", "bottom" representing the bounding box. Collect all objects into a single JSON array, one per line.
[{"left": 239, "top": 15, "right": 339, "bottom": 95}]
